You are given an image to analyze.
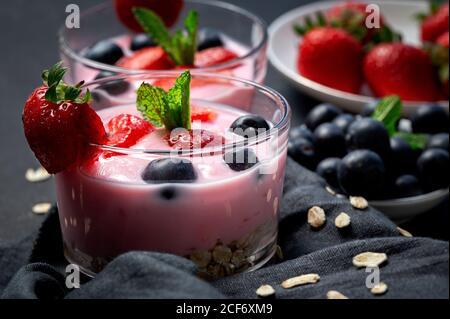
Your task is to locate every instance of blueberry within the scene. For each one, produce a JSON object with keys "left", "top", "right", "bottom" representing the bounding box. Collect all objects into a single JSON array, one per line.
[
  {"left": 84, "top": 40, "right": 124, "bottom": 65},
  {"left": 411, "top": 105, "right": 449, "bottom": 134},
  {"left": 426, "top": 133, "right": 449, "bottom": 151},
  {"left": 142, "top": 158, "right": 197, "bottom": 183},
  {"left": 94, "top": 71, "right": 130, "bottom": 95},
  {"left": 197, "top": 28, "right": 224, "bottom": 51},
  {"left": 332, "top": 114, "right": 355, "bottom": 133},
  {"left": 417, "top": 149, "right": 449, "bottom": 191},
  {"left": 288, "top": 137, "right": 317, "bottom": 170},
  {"left": 224, "top": 148, "right": 259, "bottom": 172},
  {"left": 316, "top": 157, "right": 342, "bottom": 190},
  {"left": 390, "top": 137, "right": 417, "bottom": 175},
  {"left": 314, "top": 123, "right": 346, "bottom": 159},
  {"left": 160, "top": 187, "right": 177, "bottom": 200},
  {"left": 230, "top": 115, "right": 270, "bottom": 138},
  {"left": 361, "top": 101, "right": 378, "bottom": 117},
  {"left": 337, "top": 150, "right": 385, "bottom": 198},
  {"left": 346, "top": 118, "right": 391, "bottom": 160},
  {"left": 394, "top": 175, "right": 422, "bottom": 198},
  {"left": 289, "top": 125, "right": 314, "bottom": 143},
  {"left": 130, "top": 33, "right": 156, "bottom": 51},
  {"left": 305, "top": 103, "right": 342, "bottom": 130}
]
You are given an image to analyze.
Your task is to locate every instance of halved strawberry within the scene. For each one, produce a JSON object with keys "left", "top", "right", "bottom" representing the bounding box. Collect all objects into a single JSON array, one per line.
[
  {"left": 117, "top": 47, "right": 175, "bottom": 70},
  {"left": 191, "top": 107, "right": 217, "bottom": 122},
  {"left": 23, "top": 84, "right": 106, "bottom": 174},
  {"left": 106, "top": 114, "right": 154, "bottom": 148},
  {"left": 194, "top": 47, "right": 239, "bottom": 68},
  {"left": 114, "top": 0, "right": 183, "bottom": 32},
  {"left": 166, "top": 129, "right": 225, "bottom": 150}
]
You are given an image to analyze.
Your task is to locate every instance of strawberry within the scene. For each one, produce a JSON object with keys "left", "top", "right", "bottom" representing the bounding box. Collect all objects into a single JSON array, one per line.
[
  {"left": 326, "top": 1, "right": 385, "bottom": 43},
  {"left": 23, "top": 63, "right": 106, "bottom": 174},
  {"left": 297, "top": 27, "right": 364, "bottom": 94},
  {"left": 420, "top": 2, "right": 449, "bottom": 43},
  {"left": 117, "top": 47, "right": 174, "bottom": 70},
  {"left": 191, "top": 107, "right": 217, "bottom": 122},
  {"left": 114, "top": 0, "right": 183, "bottom": 32},
  {"left": 166, "top": 129, "right": 225, "bottom": 150},
  {"left": 106, "top": 114, "right": 154, "bottom": 148},
  {"left": 437, "top": 30, "right": 449, "bottom": 47},
  {"left": 364, "top": 43, "right": 442, "bottom": 101},
  {"left": 194, "top": 47, "right": 239, "bottom": 68}
]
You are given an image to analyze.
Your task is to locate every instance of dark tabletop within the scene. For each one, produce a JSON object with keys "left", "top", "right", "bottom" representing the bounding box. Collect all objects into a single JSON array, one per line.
[{"left": 0, "top": 0, "right": 447, "bottom": 243}]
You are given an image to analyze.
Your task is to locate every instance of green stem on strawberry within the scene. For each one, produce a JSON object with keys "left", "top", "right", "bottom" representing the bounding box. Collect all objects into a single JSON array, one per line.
[
  {"left": 42, "top": 62, "right": 92, "bottom": 104},
  {"left": 133, "top": 8, "right": 198, "bottom": 66},
  {"left": 136, "top": 70, "right": 192, "bottom": 130}
]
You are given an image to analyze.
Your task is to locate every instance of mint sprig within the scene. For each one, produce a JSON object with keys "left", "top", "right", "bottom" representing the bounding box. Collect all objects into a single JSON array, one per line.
[
  {"left": 42, "top": 62, "right": 91, "bottom": 104},
  {"left": 136, "top": 71, "right": 192, "bottom": 130},
  {"left": 372, "top": 95, "right": 429, "bottom": 150},
  {"left": 133, "top": 8, "right": 198, "bottom": 66}
]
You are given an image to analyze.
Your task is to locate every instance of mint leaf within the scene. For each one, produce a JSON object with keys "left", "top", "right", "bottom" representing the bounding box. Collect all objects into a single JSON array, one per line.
[
  {"left": 136, "top": 83, "right": 168, "bottom": 128},
  {"left": 168, "top": 71, "right": 191, "bottom": 130},
  {"left": 395, "top": 132, "right": 429, "bottom": 150},
  {"left": 133, "top": 8, "right": 198, "bottom": 66},
  {"left": 372, "top": 96, "right": 402, "bottom": 136},
  {"left": 136, "top": 71, "right": 192, "bottom": 130}
]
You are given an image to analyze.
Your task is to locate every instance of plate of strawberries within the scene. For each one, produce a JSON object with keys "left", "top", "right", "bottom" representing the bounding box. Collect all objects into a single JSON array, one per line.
[{"left": 268, "top": 0, "right": 449, "bottom": 115}]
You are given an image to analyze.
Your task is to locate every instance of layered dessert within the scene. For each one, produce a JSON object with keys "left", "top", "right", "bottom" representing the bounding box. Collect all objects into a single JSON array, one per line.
[
  {"left": 22, "top": 64, "right": 290, "bottom": 278},
  {"left": 61, "top": 0, "right": 268, "bottom": 84}
]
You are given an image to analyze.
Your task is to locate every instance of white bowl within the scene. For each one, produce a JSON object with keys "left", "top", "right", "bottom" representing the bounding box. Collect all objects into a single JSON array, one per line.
[
  {"left": 268, "top": 0, "right": 449, "bottom": 116},
  {"left": 370, "top": 188, "right": 449, "bottom": 222}
]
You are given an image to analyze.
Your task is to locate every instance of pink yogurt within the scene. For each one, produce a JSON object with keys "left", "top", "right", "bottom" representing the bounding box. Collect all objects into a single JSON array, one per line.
[{"left": 55, "top": 100, "right": 287, "bottom": 275}]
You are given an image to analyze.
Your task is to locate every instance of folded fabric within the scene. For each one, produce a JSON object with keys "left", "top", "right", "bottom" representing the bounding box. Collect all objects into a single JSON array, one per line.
[{"left": 1, "top": 158, "right": 448, "bottom": 299}]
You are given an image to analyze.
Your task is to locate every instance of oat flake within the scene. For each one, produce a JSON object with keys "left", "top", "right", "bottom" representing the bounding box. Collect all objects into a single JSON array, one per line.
[
  {"left": 32, "top": 202, "right": 52, "bottom": 215},
  {"left": 335, "top": 212, "right": 351, "bottom": 229},
  {"left": 281, "top": 274, "right": 320, "bottom": 289},
  {"left": 349, "top": 196, "right": 368, "bottom": 210},
  {"left": 327, "top": 290, "right": 349, "bottom": 299},
  {"left": 308, "top": 206, "right": 326, "bottom": 228},
  {"left": 371, "top": 282, "right": 388, "bottom": 295},
  {"left": 353, "top": 252, "right": 387, "bottom": 268},
  {"left": 256, "top": 285, "right": 275, "bottom": 298}
]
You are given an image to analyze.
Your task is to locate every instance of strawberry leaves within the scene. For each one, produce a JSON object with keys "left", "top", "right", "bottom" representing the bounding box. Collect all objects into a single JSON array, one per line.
[
  {"left": 133, "top": 8, "right": 198, "bottom": 66},
  {"left": 136, "top": 71, "right": 192, "bottom": 130},
  {"left": 42, "top": 62, "right": 91, "bottom": 104}
]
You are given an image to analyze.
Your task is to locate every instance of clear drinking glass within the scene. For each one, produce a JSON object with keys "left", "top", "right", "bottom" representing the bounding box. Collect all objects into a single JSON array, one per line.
[
  {"left": 59, "top": 0, "right": 268, "bottom": 84},
  {"left": 55, "top": 72, "right": 290, "bottom": 278}
]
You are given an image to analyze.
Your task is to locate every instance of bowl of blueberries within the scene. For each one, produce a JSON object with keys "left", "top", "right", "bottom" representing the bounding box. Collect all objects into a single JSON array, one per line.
[{"left": 289, "top": 96, "right": 449, "bottom": 222}]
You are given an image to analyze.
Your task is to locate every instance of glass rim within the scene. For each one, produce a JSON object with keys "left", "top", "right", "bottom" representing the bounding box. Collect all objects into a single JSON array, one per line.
[
  {"left": 58, "top": 0, "right": 269, "bottom": 74},
  {"left": 84, "top": 71, "right": 291, "bottom": 155}
]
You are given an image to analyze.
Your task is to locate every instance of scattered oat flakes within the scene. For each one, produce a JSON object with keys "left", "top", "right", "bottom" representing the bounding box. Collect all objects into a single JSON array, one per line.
[
  {"left": 190, "top": 250, "right": 212, "bottom": 268},
  {"left": 308, "top": 206, "right": 326, "bottom": 228},
  {"left": 25, "top": 167, "right": 51, "bottom": 183},
  {"left": 325, "top": 186, "right": 336, "bottom": 196},
  {"left": 256, "top": 284, "right": 275, "bottom": 298},
  {"left": 326, "top": 290, "right": 349, "bottom": 299},
  {"left": 281, "top": 273, "right": 320, "bottom": 289},
  {"left": 349, "top": 196, "right": 368, "bottom": 210},
  {"left": 335, "top": 212, "right": 351, "bottom": 229},
  {"left": 371, "top": 282, "right": 388, "bottom": 295},
  {"left": 353, "top": 252, "right": 387, "bottom": 268},
  {"left": 32, "top": 202, "right": 52, "bottom": 215},
  {"left": 212, "top": 245, "right": 232, "bottom": 264},
  {"left": 397, "top": 227, "right": 413, "bottom": 238}
]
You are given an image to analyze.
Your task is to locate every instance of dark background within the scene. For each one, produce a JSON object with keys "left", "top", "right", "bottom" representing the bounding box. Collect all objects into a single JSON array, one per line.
[{"left": 0, "top": 0, "right": 447, "bottom": 243}]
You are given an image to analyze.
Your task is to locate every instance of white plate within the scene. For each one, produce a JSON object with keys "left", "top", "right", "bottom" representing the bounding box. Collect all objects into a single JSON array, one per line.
[
  {"left": 370, "top": 188, "right": 449, "bottom": 223},
  {"left": 268, "top": 0, "right": 449, "bottom": 116}
]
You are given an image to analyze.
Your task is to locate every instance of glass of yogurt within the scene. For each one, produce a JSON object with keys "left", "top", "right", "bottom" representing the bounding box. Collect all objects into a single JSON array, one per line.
[
  {"left": 55, "top": 71, "right": 290, "bottom": 278},
  {"left": 59, "top": 0, "right": 268, "bottom": 84}
]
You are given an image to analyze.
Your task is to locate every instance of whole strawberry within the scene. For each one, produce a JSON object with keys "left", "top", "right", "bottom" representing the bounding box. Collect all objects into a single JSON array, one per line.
[
  {"left": 326, "top": 1, "right": 385, "bottom": 43},
  {"left": 428, "top": 31, "right": 449, "bottom": 97},
  {"left": 23, "top": 63, "right": 106, "bottom": 174},
  {"left": 297, "top": 27, "right": 364, "bottom": 94},
  {"left": 364, "top": 43, "right": 442, "bottom": 101},
  {"left": 420, "top": 2, "right": 449, "bottom": 43},
  {"left": 114, "top": 0, "right": 183, "bottom": 32}
]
